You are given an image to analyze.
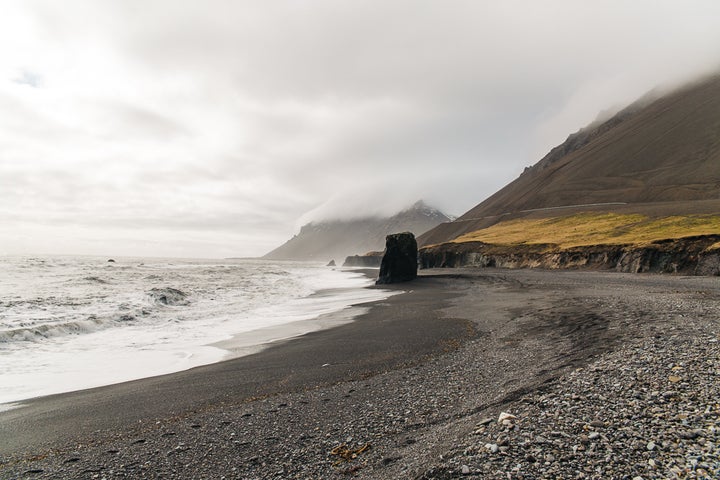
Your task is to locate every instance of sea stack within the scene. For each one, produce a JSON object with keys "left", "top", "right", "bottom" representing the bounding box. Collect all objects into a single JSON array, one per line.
[
  {"left": 376, "top": 232, "right": 418, "bottom": 285},
  {"left": 343, "top": 251, "right": 383, "bottom": 267}
]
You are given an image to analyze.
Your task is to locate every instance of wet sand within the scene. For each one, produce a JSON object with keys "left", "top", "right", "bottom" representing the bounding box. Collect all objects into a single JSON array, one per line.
[
  {"left": 1, "top": 269, "right": 718, "bottom": 479},
  {"left": 0, "top": 273, "right": 469, "bottom": 458}
]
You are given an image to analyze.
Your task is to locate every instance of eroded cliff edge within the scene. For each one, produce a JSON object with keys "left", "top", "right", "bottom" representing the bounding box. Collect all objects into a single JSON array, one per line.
[{"left": 419, "top": 235, "right": 720, "bottom": 275}]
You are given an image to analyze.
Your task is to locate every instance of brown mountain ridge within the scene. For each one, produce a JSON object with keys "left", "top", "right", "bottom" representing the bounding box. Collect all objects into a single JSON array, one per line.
[
  {"left": 420, "top": 74, "right": 720, "bottom": 247},
  {"left": 419, "top": 74, "right": 720, "bottom": 274}
]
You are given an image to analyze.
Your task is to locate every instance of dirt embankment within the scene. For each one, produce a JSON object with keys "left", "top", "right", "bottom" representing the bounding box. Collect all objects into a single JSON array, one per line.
[{"left": 420, "top": 235, "right": 720, "bottom": 275}]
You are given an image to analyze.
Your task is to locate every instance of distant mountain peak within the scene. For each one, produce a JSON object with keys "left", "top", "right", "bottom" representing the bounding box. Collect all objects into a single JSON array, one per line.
[
  {"left": 393, "top": 200, "right": 452, "bottom": 223},
  {"left": 264, "top": 200, "right": 451, "bottom": 261},
  {"left": 407, "top": 199, "right": 430, "bottom": 210}
]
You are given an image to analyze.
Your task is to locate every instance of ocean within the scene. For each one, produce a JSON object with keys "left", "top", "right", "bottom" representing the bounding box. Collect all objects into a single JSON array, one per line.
[{"left": 0, "top": 256, "right": 394, "bottom": 406}]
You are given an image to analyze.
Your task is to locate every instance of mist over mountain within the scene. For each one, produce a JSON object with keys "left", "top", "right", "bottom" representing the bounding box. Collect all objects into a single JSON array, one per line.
[
  {"left": 265, "top": 201, "right": 451, "bottom": 262},
  {"left": 420, "top": 73, "right": 720, "bottom": 247}
]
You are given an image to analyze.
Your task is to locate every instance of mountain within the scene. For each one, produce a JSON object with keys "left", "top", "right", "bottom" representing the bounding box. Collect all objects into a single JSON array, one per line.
[
  {"left": 264, "top": 201, "right": 452, "bottom": 262},
  {"left": 419, "top": 74, "right": 720, "bottom": 247}
]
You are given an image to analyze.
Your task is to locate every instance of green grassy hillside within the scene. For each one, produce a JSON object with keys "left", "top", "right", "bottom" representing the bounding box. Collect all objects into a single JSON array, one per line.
[{"left": 450, "top": 213, "right": 720, "bottom": 250}]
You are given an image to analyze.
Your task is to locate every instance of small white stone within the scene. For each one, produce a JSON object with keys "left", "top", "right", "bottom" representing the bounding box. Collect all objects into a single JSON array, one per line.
[
  {"left": 461, "top": 465, "right": 470, "bottom": 475},
  {"left": 498, "top": 412, "right": 517, "bottom": 423},
  {"left": 484, "top": 443, "right": 499, "bottom": 453},
  {"left": 647, "top": 441, "right": 656, "bottom": 451}
]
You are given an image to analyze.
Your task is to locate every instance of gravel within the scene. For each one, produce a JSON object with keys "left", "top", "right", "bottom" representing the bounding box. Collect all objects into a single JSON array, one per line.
[
  {"left": 419, "top": 330, "right": 719, "bottom": 479},
  {"left": 1, "top": 269, "right": 718, "bottom": 480}
]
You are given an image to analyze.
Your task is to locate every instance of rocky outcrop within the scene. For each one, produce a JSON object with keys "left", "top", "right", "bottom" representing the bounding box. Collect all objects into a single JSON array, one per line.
[
  {"left": 326, "top": 259, "right": 336, "bottom": 267},
  {"left": 376, "top": 233, "right": 418, "bottom": 285},
  {"left": 342, "top": 251, "right": 383, "bottom": 267},
  {"left": 419, "top": 235, "right": 720, "bottom": 276}
]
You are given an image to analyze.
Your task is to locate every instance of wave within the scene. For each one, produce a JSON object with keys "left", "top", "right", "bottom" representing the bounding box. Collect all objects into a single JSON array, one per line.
[
  {"left": 0, "top": 258, "right": 397, "bottom": 404},
  {"left": 83, "top": 276, "right": 110, "bottom": 284},
  {"left": 0, "top": 298, "right": 84, "bottom": 310},
  {"left": 148, "top": 287, "right": 189, "bottom": 306},
  {"left": 0, "top": 316, "right": 109, "bottom": 343},
  {"left": 0, "top": 310, "right": 144, "bottom": 344},
  {"left": 1, "top": 289, "right": 191, "bottom": 345}
]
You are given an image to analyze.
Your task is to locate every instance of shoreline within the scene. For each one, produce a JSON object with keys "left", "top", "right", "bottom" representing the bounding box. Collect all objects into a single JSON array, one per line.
[
  {"left": 1, "top": 269, "right": 718, "bottom": 478},
  {"left": 210, "top": 267, "right": 393, "bottom": 359},
  {"left": 0, "top": 265, "right": 389, "bottom": 407},
  {"left": 0, "top": 273, "right": 467, "bottom": 459},
  {"left": 210, "top": 302, "right": 373, "bottom": 359}
]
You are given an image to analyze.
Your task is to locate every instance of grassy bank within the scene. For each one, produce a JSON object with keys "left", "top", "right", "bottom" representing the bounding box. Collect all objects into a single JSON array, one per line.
[{"left": 451, "top": 213, "right": 720, "bottom": 249}]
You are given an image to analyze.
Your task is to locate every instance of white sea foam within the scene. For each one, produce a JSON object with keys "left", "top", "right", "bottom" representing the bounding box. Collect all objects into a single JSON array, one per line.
[{"left": 0, "top": 256, "right": 395, "bottom": 405}]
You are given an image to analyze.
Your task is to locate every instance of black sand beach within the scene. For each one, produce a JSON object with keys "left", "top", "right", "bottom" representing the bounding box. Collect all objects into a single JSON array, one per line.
[{"left": 1, "top": 269, "right": 718, "bottom": 479}]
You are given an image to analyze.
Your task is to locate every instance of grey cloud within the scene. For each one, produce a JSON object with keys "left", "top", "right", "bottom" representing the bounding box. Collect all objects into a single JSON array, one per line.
[
  {"left": 102, "top": 103, "right": 191, "bottom": 141},
  {"left": 13, "top": 69, "right": 43, "bottom": 88},
  {"left": 3, "top": 1, "right": 720, "bottom": 257}
]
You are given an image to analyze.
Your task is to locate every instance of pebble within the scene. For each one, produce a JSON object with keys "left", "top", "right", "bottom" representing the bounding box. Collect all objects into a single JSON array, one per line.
[
  {"left": 3, "top": 271, "right": 718, "bottom": 480},
  {"left": 419, "top": 327, "right": 719, "bottom": 479},
  {"left": 497, "top": 412, "right": 516, "bottom": 423}
]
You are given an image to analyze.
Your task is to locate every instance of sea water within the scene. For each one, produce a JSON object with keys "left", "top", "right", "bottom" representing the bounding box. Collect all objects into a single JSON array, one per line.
[{"left": 0, "top": 256, "right": 393, "bottom": 405}]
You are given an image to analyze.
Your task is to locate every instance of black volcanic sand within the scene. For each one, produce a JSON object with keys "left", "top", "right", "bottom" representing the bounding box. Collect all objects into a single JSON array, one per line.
[
  {"left": 1, "top": 269, "right": 719, "bottom": 479},
  {"left": 0, "top": 275, "right": 469, "bottom": 458}
]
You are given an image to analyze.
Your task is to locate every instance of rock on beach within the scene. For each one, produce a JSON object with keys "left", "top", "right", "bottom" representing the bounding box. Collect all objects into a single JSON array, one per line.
[{"left": 376, "top": 232, "right": 418, "bottom": 285}]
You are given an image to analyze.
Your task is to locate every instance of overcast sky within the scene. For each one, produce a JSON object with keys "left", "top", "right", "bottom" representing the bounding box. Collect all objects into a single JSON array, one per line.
[{"left": 1, "top": 1, "right": 719, "bottom": 258}]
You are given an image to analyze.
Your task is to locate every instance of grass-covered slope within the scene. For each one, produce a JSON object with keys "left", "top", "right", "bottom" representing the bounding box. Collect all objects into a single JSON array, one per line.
[
  {"left": 420, "top": 213, "right": 720, "bottom": 274},
  {"left": 451, "top": 213, "right": 720, "bottom": 250}
]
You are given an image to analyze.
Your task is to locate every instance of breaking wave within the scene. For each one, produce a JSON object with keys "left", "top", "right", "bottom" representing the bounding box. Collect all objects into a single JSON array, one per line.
[
  {"left": 148, "top": 287, "right": 189, "bottom": 306},
  {"left": 0, "top": 256, "right": 396, "bottom": 404},
  {"left": 83, "top": 276, "right": 110, "bottom": 284},
  {"left": 0, "top": 314, "right": 135, "bottom": 343}
]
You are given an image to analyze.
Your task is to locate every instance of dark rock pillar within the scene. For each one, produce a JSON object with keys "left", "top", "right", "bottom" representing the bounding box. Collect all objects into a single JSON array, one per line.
[{"left": 376, "top": 232, "right": 418, "bottom": 285}]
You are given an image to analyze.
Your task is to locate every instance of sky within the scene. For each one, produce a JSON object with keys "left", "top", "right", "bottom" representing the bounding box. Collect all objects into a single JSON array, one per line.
[{"left": 1, "top": 1, "right": 720, "bottom": 258}]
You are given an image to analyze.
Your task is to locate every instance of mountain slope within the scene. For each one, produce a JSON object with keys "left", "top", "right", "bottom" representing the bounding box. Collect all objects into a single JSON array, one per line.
[
  {"left": 264, "top": 201, "right": 451, "bottom": 262},
  {"left": 420, "top": 74, "right": 720, "bottom": 247}
]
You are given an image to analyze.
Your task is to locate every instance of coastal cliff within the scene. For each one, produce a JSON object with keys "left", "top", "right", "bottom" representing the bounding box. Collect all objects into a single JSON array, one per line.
[
  {"left": 342, "top": 252, "right": 383, "bottom": 267},
  {"left": 420, "top": 235, "right": 720, "bottom": 275}
]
